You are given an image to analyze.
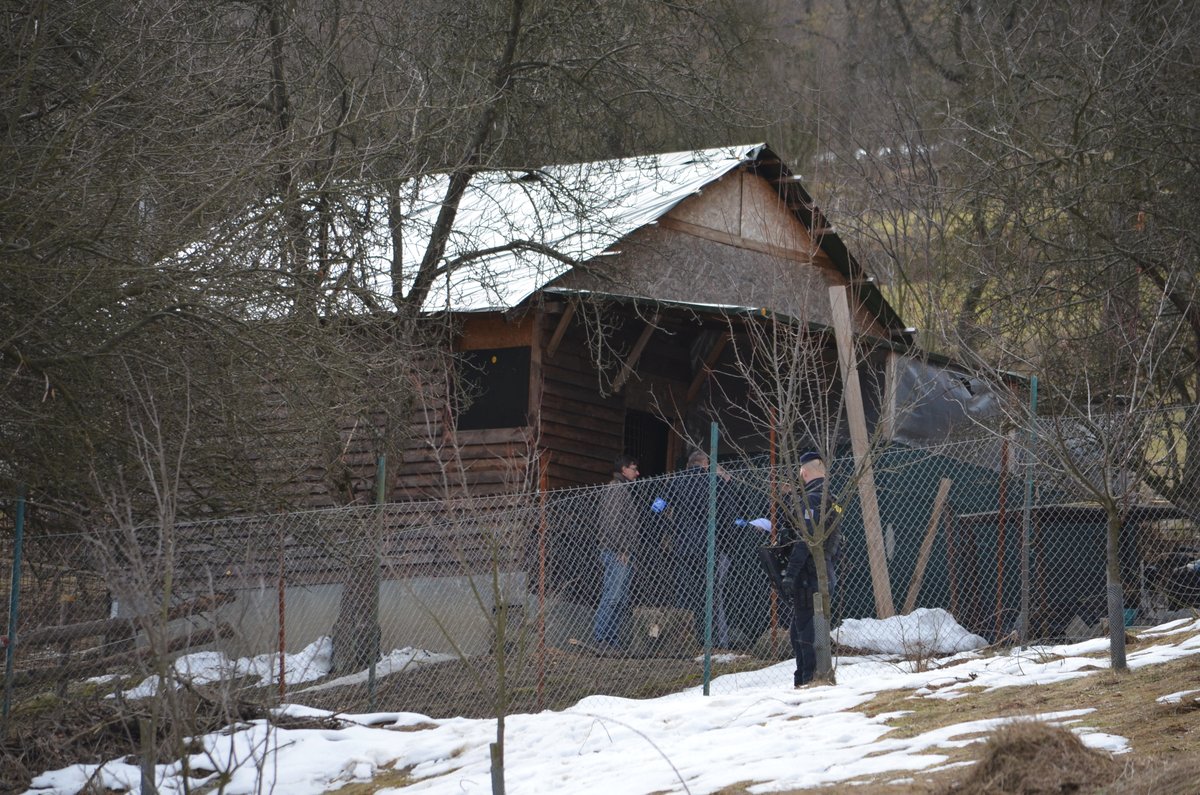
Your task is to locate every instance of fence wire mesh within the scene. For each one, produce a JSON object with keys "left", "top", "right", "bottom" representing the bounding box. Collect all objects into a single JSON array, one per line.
[{"left": 3, "top": 433, "right": 1199, "bottom": 723}]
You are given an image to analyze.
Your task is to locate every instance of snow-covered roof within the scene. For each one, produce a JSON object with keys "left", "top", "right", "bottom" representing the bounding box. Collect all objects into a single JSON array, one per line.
[
  {"left": 397, "top": 144, "right": 766, "bottom": 312},
  {"left": 170, "top": 144, "right": 768, "bottom": 316}
]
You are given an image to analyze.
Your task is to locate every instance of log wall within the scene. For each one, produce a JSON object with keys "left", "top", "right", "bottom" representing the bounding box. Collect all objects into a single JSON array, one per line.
[{"left": 537, "top": 304, "right": 627, "bottom": 489}]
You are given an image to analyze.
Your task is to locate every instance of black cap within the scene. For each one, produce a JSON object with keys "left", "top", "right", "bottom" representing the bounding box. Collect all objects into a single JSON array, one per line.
[{"left": 798, "top": 451, "right": 822, "bottom": 465}]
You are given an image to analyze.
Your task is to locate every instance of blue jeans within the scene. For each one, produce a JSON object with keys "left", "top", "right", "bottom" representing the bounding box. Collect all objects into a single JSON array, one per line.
[{"left": 594, "top": 549, "right": 633, "bottom": 647}]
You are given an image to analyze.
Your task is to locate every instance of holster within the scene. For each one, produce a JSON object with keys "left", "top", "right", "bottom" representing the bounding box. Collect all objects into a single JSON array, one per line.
[{"left": 757, "top": 543, "right": 791, "bottom": 596}]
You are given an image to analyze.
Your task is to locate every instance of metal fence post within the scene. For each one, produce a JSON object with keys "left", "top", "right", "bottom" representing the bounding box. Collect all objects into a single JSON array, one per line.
[
  {"left": 369, "top": 454, "right": 385, "bottom": 711},
  {"left": 2, "top": 486, "right": 26, "bottom": 736},
  {"left": 703, "top": 422, "right": 717, "bottom": 696},
  {"left": 277, "top": 518, "right": 287, "bottom": 703},
  {"left": 1018, "top": 376, "right": 1038, "bottom": 642},
  {"left": 536, "top": 453, "right": 550, "bottom": 713}
]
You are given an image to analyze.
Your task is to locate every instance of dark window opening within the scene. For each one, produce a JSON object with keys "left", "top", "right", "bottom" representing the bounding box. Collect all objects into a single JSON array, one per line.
[{"left": 455, "top": 346, "right": 531, "bottom": 430}]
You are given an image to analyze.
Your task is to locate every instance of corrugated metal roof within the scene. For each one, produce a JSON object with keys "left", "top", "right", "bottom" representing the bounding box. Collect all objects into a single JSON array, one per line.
[{"left": 399, "top": 144, "right": 766, "bottom": 311}]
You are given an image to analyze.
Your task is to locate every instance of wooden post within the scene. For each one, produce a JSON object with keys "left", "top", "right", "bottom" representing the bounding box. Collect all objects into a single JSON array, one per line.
[
  {"left": 903, "top": 478, "right": 952, "bottom": 614},
  {"left": 828, "top": 286, "right": 895, "bottom": 618},
  {"left": 536, "top": 453, "right": 549, "bottom": 712},
  {"left": 545, "top": 297, "right": 576, "bottom": 360}
]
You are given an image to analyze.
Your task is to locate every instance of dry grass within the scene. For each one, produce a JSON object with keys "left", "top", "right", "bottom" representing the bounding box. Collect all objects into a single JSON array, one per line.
[
  {"left": 4, "top": 628, "right": 1198, "bottom": 794},
  {"left": 942, "top": 721, "right": 1120, "bottom": 793},
  {"left": 800, "top": 630, "right": 1200, "bottom": 794}
]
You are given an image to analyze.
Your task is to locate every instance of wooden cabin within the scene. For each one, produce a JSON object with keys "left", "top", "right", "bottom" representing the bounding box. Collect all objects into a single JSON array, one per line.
[
  {"left": 291, "top": 144, "right": 917, "bottom": 505},
  {"left": 116, "top": 145, "right": 1014, "bottom": 657}
]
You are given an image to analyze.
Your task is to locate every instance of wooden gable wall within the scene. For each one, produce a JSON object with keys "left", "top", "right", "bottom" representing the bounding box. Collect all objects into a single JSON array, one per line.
[
  {"left": 552, "top": 169, "right": 889, "bottom": 338},
  {"left": 536, "top": 301, "right": 627, "bottom": 487}
]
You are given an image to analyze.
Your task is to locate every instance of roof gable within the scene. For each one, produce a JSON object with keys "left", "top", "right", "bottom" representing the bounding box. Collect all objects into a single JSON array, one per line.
[
  {"left": 665, "top": 169, "right": 823, "bottom": 262},
  {"left": 414, "top": 143, "right": 907, "bottom": 341}
]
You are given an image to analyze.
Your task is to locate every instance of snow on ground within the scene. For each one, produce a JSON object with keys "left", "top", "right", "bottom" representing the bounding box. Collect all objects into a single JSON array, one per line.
[{"left": 24, "top": 616, "right": 1200, "bottom": 795}]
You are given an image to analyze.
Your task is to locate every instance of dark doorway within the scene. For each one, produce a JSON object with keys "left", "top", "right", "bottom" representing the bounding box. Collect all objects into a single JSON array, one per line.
[
  {"left": 625, "top": 409, "right": 673, "bottom": 607},
  {"left": 623, "top": 410, "right": 670, "bottom": 478}
]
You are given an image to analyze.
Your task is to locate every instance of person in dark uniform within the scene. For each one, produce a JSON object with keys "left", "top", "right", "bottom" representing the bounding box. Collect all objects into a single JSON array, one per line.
[{"left": 779, "top": 450, "right": 841, "bottom": 687}]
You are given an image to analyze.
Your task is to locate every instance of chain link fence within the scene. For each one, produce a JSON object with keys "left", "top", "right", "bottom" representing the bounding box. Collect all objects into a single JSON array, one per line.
[{"left": 3, "top": 431, "right": 1199, "bottom": 724}]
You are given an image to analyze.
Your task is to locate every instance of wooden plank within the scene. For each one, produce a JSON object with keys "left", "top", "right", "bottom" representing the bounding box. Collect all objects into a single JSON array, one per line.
[
  {"left": 685, "top": 331, "right": 731, "bottom": 404},
  {"left": 540, "top": 406, "right": 624, "bottom": 433},
  {"left": 657, "top": 216, "right": 821, "bottom": 267},
  {"left": 535, "top": 447, "right": 611, "bottom": 473},
  {"left": 399, "top": 440, "right": 532, "bottom": 466},
  {"left": 454, "top": 427, "right": 531, "bottom": 445},
  {"left": 392, "top": 458, "right": 531, "bottom": 479},
  {"left": 541, "top": 382, "right": 623, "bottom": 411},
  {"left": 392, "top": 481, "right": 523, "bottom": 500},
  {"left": 543, "top": 396, "right": 610, "bottom": 423},
  {"left": 611, "top": 312, "right": 659, "bottom": 394},
  {"left": 542, "top": 362, "right": 606, "bottom": 390},
  {"left": 545, "top": 297, "right": 577, "bottom": 359},
  {"left": 902, "top": 478, "right": 952, "bottom": 614},
  {"left": 455, "top": 312, "right": 534, "bottom": 350},
  {"left": 539, "top": 419, "right": 624, "bottom": 447},
  {"left": 829, "top": 285, "right": 895, "bottom": 618},
  {"left": 548, "top": 462, "right": 610, "bottom": 489}
]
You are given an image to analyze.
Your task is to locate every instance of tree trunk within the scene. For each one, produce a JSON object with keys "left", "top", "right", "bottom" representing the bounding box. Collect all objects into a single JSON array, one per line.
[
  {"left": 811, "top": 539, "right": 836, "bottom": 684},
  {"left": 331, "top": 549, "right": 381, "bottom": 676},
  {"left": 1105, "top": 508, "right": 1128, "bottom": 672}
]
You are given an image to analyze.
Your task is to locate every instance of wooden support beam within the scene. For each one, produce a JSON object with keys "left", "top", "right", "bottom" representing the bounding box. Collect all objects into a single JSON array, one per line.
[
  {"left": 545, "top": 297, "right": 577, "bottom": 359},
  {"left": 611, "top": 312, "right": 659, "bottom": 394},
  {"left": 685, "top": 331, "right": 731, "bottom": 404},
  {"left": 830, "top": 285, "right": 895, "bottom": 618},
  {"left": 20, "top": 592, "right": 236, "bottom": 646},
  {"left": 903, "top": 477, "right": 952, "bottom": 614}
]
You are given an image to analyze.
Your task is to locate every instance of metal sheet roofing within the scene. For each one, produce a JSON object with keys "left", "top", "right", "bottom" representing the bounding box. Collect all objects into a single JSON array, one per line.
[
  {"left": 174, "top": 142, "right": 908, "bottom": 340},
  {"left": 399, "top": 144, "right": 766, "bottom": 311}
]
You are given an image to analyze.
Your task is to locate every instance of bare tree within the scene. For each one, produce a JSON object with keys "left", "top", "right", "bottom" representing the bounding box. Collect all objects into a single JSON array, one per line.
[
  {"left": 724, "top": 314, "right": 845, "bottom": 682},
  {"left": 1, "top": 0, "right": 773, "bottom": 519},
  {"left": 3, "top": 2, "right": 780, "bottom": 790},
  {"left": 760, "top": 0, "right": 1199, "bottom": 669}
]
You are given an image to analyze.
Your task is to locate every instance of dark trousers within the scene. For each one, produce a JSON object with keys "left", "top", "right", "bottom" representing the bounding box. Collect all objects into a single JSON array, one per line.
[
  {"left": 790, "top": 587, "right": 815, "bottom": 686},
  {"left": 674, "top": 556, "right": 707, "bottom": 643}
]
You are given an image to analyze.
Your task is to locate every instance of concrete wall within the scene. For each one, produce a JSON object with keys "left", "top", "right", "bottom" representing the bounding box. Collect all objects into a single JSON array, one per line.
[{"left": 215, "top": 571, "right": 533, "bottom": 658}]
